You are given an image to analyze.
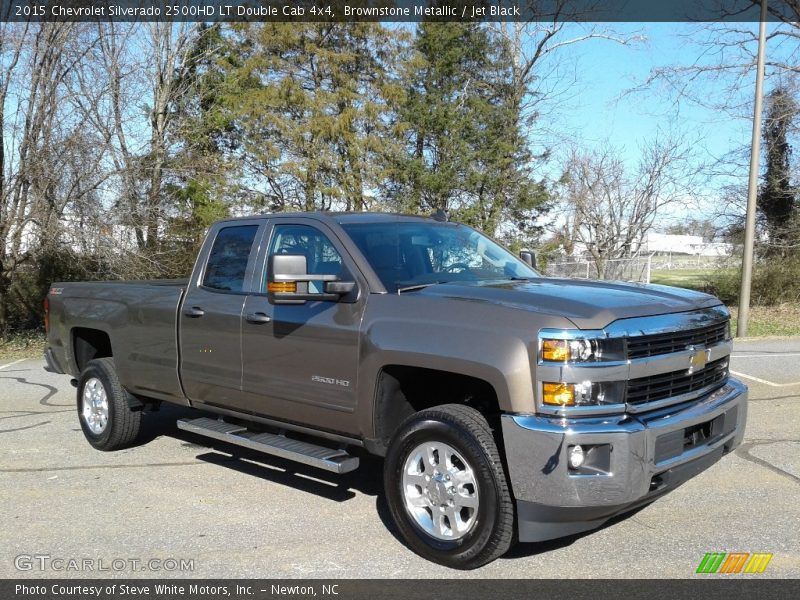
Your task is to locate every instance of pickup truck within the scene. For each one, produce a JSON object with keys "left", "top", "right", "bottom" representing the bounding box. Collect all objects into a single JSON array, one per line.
[{"left": 44, "top": 212, "right": 748, "bottom": 569}]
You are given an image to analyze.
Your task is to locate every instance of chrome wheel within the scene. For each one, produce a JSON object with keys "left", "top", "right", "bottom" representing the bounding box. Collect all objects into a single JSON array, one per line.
[
  {"left": 401, "top": 441, "right": 479, "bottom": 541},
  {"left": 82, "top": 377, "right": 109, "bottom": 434}
]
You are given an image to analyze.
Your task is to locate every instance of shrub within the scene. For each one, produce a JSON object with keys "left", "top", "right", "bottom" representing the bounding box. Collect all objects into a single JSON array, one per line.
[{"left": 708, "top": 254, "right": 800, "bottom": 306}]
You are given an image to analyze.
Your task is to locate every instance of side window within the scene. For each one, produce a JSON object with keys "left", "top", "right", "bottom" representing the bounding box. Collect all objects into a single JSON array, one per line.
[
  {"left": 202, "top": 225, "right": 259, "bottom": 292},
  {"left": 267, "top": 225, "right": 344, "bottom": 291}
]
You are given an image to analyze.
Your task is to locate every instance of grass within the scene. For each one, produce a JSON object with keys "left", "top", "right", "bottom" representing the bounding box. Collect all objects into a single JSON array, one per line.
[
  {"left": 729, "top": 304, "right": 800, "bottom": 337},
  {"left": 650, "top": 268, "right": 731, "bottom": 292},
  {"left": 0, "top": 330, "right": 46, "bottom": 361},
  {"left": 651, "top": 269, "right": 800, "bottom": 337}
]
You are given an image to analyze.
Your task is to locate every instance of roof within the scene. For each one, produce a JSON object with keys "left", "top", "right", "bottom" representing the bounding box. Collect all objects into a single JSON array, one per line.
[
  {"left": 215, "top": 211, "right": 440, "bottom": 226},
  {"left": 328, "top": 212, "right": 436, "bottom": 225}
]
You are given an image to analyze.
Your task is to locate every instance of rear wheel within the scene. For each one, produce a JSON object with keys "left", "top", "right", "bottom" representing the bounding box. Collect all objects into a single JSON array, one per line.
[
  {"left": 77, "top": 358, "right": 142, "bottom": 451},
  {"left": 384, "top": 404, "right": 515, "bottom": 569}
]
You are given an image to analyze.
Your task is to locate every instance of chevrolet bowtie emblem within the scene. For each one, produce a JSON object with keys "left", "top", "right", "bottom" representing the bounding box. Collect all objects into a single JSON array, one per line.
[{"left": 688, "top": 346, "right": 711, "bottom": 374}]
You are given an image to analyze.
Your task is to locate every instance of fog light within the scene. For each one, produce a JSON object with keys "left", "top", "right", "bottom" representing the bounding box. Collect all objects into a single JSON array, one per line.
[{"left": 568, "top": 445, "right": 585, "bottom": 470}]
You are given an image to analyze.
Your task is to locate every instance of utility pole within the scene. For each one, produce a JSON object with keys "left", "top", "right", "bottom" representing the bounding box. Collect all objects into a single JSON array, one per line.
[{"left": 737, "top": 0, "right": 768, "bottom": 338}]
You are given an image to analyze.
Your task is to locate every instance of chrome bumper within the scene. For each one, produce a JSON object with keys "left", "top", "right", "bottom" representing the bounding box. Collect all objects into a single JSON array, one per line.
[{"left": 502, "top": 378, "right": 748, "bottom": 542}]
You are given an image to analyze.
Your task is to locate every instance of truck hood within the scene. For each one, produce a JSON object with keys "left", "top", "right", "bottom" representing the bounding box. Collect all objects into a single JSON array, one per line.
[{"left": 419, "top": 278, "right": 723, "bottom": 330}]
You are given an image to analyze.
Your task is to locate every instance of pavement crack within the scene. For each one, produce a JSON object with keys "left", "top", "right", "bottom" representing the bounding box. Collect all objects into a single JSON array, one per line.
[
  {"left": 0, "top": 421, "right": 50, "bottom": 434},
  {"left": 735, "top": 441, "right": 800, "bottom": 485},
  {"left": 0, "top": 375, "right": 69, "bottom": 407},
  {"left": 0, "top": 409, "right": 71, "bottom": 421}
]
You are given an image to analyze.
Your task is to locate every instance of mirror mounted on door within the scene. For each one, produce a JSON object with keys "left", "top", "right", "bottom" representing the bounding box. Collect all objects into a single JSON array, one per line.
[
  {"left": 519, "top": 249, "right": 536, "bottom": 269},
  {"left": 267, "top": 254, "right": 356, "bottom": 305}
]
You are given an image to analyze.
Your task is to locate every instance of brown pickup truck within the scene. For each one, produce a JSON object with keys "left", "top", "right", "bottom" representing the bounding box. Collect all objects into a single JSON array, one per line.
[{"left": 44, "top": 212, "right": 747, "bottom": 569}]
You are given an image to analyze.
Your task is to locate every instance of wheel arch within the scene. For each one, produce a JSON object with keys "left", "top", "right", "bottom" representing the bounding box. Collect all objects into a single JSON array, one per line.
[
  {"left": 72, "top": 327, "right": 113, "bottom": 372},
  {"left": 368, "top": 364, "right": 504, "bottom": 456}
]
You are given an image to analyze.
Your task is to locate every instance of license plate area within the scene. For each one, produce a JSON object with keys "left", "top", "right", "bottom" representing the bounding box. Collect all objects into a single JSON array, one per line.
[{"left": 654, "top": 406, "right": 738, "bottom": 465}]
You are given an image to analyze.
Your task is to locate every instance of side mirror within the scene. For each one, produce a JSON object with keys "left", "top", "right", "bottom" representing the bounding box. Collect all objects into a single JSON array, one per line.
[
  {"left": 267, "top": 254, "right": 355, "bottom": 305},
  {"left": 519, "top": 249, "right": 536, "bottom": 269}
]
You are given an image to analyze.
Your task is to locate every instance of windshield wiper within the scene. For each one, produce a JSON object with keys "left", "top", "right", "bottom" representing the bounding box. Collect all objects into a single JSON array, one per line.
[{"left": 396, "top": 281, "right": 447, "bottom": 294}]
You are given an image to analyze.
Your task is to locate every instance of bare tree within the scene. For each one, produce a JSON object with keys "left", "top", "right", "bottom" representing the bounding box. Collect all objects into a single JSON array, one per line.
[
  {"left": 555, "top": 134, "right": 699, "bottom": 278},
  {"left": 0, "top": 23, "right": 107, "bottom": 331}
]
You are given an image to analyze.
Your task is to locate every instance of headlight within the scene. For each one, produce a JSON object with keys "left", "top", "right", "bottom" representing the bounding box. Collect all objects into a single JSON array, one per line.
[
  {"left": 541, "top": 338, "right": 599, "bottom": 362},
  {"left": 540, "top": 337, "right": 624, "bottom": 363}
]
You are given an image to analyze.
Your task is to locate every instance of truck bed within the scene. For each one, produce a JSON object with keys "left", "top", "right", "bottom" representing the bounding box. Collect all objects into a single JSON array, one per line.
[{"left": 47, "top": 279, "right": 187, "bottom": 403}]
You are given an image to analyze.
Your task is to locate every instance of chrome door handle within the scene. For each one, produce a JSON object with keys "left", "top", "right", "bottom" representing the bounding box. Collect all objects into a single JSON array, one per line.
[
  {"left": 184, "top": 306, "right": 205, "bottom": 318},
  {"left": 246, "top": 312, "right": 272, "bottom": 324}
]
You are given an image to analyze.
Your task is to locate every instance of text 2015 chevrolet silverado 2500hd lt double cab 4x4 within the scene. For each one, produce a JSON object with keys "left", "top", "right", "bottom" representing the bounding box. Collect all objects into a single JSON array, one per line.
[{"left": 43, "top": 212, "right": 747, "bottom": 569}]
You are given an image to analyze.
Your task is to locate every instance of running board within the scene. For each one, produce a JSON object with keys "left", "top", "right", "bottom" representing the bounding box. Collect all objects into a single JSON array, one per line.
[{"left": 177, "top": 417, "right": 359, "bottom": 474}]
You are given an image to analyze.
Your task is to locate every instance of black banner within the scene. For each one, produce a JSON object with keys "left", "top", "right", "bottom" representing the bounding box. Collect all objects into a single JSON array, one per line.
[
  {"left": 4, "top": 579, "right": 800, "bottom": 600},
  {"left": 1, "top": 0, "right": 798, "bottom": 23}
]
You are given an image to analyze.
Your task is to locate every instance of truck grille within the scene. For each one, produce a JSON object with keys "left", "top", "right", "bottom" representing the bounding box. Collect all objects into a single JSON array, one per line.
[
  {"left": 626, "top": 320, "right": 729, "bottom": 359},
  {"left": 626, "top": 357, "right": 729, "bottom": 405}
]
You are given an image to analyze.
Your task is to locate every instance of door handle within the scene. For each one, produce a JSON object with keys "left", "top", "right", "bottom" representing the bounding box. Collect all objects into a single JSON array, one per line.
[
  {"left": 246, "top": 312, "right": 272, "bottom": 324},
  {"left": 184, "top": 306, "right": 205, "bottom": 318}
]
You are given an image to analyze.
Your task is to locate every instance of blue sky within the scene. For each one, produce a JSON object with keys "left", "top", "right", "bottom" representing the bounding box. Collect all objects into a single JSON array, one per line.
[{"left": 538, "top": 22, "right": 761, "bottom": 168}]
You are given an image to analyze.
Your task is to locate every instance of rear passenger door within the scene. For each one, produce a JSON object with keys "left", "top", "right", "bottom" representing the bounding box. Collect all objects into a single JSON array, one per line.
[{"left": 180, "top": 220, "right": 264, "bottom": 409}]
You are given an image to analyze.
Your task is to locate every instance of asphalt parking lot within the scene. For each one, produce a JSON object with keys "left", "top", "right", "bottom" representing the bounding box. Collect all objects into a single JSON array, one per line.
[{"left": 1, "top": 338, "right": 798, "bottom": 579}]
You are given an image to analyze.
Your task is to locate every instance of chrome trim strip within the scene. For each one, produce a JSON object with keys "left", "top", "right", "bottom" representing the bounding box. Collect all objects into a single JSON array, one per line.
[
  {"left": 604, "top": 305, "right": 729, "bottom": 338},
  {"left": 625, "top": 378, "right": 729, "bottom": 414},
  {"left": 627, "top": 340, "right": 731, "bottom": 380}
]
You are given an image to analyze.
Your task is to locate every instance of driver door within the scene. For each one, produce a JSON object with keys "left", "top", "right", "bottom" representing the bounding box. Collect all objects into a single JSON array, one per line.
[{"left": 239, "top": 219, "right": 366, "bottom": 434}]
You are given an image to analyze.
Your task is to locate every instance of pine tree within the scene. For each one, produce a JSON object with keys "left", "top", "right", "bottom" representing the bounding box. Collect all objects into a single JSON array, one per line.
[
  {"left": 223, "top": 23, "right": 400, "bottom": 212},
  {"left": 387, "top": 22, "right": 548, "bottom": 237}
]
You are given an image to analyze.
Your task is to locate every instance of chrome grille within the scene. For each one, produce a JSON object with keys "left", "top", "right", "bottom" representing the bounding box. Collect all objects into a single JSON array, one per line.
[
  {"left": 626, "top": 357, "right": 729, "bottom": 405},
  {"left": 626, "top": 320, "right": 729, "bottom": 359}
]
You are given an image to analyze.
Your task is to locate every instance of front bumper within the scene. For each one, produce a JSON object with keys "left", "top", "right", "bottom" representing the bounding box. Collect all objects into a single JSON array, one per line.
[{"left": 502, "top": 377, "right": 748, "bottom": 542}]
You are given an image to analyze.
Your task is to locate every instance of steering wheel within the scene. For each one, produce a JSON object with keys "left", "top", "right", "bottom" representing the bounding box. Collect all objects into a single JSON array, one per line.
[{"left": 444, "top": 262, "right": 472, "bottom": 273}]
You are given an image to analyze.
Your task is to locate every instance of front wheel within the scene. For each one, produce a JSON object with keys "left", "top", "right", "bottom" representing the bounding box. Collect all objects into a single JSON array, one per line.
[
  {"left": 77, "top": 358, "right": 142, "bottom": 451},
  {"left": 383, "top": 404, "right": 515, "bottom": 569}
]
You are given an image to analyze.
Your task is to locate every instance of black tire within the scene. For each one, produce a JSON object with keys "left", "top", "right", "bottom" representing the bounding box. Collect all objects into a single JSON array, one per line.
[
  {"left": 77, "top": 358, "right": 142, "bottom": 451},
  {"left": 383, "top": 404, "right": 515, "bottom": 569}
]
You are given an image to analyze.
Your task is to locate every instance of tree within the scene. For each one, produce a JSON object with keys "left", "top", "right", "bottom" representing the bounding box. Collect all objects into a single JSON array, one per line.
[
  {"left": 222, "top": 22, "right": 400, "bottom": 213},
  {"left": 759, "top": 85, "right": 798, "bottom": 252},
  {"left": 386, "top": 22, "right": 548, "bottom": 237},
  {"left": 166, "top": 23, "right": 234, "bottom": 268},
  {"left": 0, "top": 23, "right": 109, "bottom": 331},
  {"left": 555, "top": 135, "right": 697, "bottom": 278}
]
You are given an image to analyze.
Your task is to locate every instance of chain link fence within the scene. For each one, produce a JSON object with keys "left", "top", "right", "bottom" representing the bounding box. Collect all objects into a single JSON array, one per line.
[{"left": 544, "top": 256, "right": 653, "bottom": 283}]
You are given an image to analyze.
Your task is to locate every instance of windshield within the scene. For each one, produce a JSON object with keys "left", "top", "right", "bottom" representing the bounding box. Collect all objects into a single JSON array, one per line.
[{"left": 341, "top": 221, "right": 539, "bottom": 293}]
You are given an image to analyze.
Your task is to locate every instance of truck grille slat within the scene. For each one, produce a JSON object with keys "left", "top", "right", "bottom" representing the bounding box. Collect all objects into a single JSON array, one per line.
[
  {"left": 626, "top": 321, "right": 728, "bottom": 359},
  {"left": 627, "top": 357, "right": 729, "bottom": 404}
]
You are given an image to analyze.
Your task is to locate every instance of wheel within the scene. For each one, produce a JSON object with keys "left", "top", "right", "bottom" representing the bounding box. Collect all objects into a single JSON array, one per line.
[
  {"left": 383, "top": 404, "right": 515, "bottom": 569},
  {"left": 77, "top": 358, "right": 142, "bottom": 451}
]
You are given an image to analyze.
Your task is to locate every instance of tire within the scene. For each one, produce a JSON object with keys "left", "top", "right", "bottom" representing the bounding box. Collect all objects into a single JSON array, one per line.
[
  {"left": 77, "top": 358, "right": 142, "bottom": 451},
  {"left": 383, "top": 404, "right": 515, "bottom": 569}
]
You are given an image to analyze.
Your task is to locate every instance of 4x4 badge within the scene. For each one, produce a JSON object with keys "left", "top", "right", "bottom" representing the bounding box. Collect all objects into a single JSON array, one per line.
[{"left": 687, "top": 345, "right": 711, "bottom": 374}]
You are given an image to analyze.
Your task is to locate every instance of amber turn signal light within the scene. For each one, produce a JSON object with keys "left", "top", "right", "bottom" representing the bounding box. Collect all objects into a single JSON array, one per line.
[
  {"left": 541, "top": 339, "right": 570, "bottom": 362},
  {"left": 542, "top": 382, "right": 575, "bottom": 406},
  {"left": 268, "top": 281, "right": 297, "bottom": 293}
]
